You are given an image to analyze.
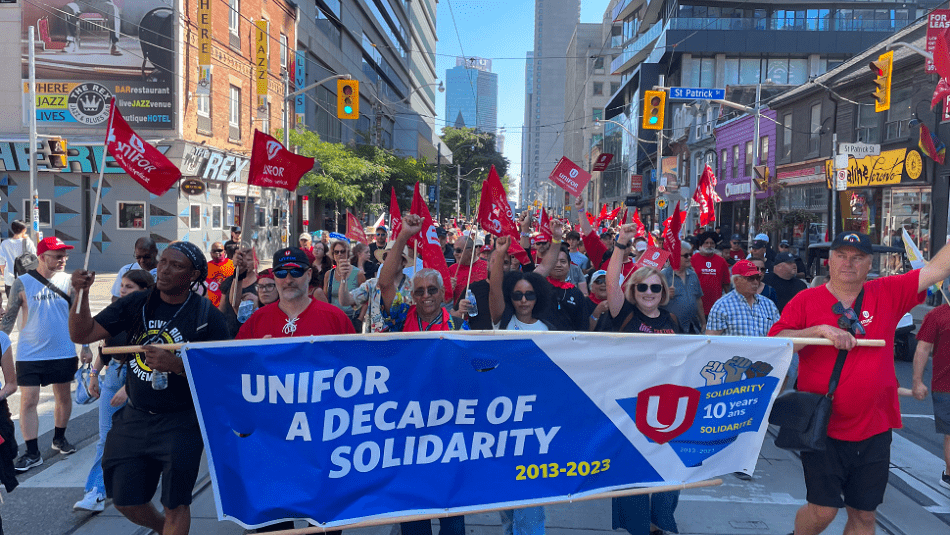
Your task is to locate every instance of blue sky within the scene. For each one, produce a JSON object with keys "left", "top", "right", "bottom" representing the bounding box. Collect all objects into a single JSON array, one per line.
[{"left": 433, "top": 0, "right": 608, "bottom": 189}]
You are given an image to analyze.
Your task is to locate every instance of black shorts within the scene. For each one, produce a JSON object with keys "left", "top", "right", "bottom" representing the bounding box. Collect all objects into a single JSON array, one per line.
[
  {"left": 102, "top": 405, "right": 204, "bottom": 509},
  {"left": 16, "top": 357, "right": 77, "bottom": 387},
  {"left": 800, "top": 429, "right": 892, "bottom": 511}
]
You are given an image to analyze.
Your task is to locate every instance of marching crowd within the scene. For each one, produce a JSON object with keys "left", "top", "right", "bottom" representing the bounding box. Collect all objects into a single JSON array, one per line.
[{"left": 0, "top": 190, "right": 946, "bottom": 535}]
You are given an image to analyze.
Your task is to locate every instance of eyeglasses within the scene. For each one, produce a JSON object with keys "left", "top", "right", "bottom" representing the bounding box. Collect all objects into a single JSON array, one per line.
[
  {"left": 274, "top": 268, "right": 307, "bottom": 279},
  {"left": 413, "top": 286, "right": 440, "bottom": 297},
  {"left": 511, "top": 291, "right": 537, "bottom": 301},
  {"left": 681, "top": 253, "right": 691, "bottom": 258},
  {"left": 333, "top": 250, "right": 347, "bottom": 256},
  {"left": 832, "top": 302, "right": 866, "bottom": 335},
  {"left": 211, "top": 249, "right": 224, "bottom": 253},
  {"left": 636, "top": 283, "right": 663, "bottom": 294},
  {"left": 258, "top": 283, "right": 277, "bottom": 291},
  {"left": 454, "top": 247, "right": 472, "bottom": 254},
  {"left": 742, "top": 275, "right": 762, "bottom": 282}
]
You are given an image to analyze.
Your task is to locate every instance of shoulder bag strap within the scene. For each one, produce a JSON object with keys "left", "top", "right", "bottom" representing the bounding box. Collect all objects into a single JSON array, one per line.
[
  {"left": 27, "top": 269, "right": 72, "bottom": 307},
  {"left": 827, "top": 289, "right": 865, "bottom": 396},
  {"left": 618, "top": 310, "right": 637, "bottom": 332}
]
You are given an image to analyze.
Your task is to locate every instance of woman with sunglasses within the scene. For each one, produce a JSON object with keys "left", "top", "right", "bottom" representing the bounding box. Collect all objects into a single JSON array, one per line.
[
  {"left": 324, "top": 240, "right": 365, "bottom": 330},
  {"left": 607, "top": 225, "right": 681, "bottom": 535}
]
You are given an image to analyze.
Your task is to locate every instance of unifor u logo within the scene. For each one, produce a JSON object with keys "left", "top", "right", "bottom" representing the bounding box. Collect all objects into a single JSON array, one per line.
[{"left": 634, "top": 384, "right": 700, "bottom": 444}]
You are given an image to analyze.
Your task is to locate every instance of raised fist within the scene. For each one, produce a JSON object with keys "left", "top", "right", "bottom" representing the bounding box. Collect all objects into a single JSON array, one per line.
[
  {"left": 724, "top": 356, "right": 752, "bottom": 383},
  {"left": 744, "top": 361, "right": 773, "bottom": 379},
  {"left": 700, "top": 361, "right": 726, "bottom": 386}
]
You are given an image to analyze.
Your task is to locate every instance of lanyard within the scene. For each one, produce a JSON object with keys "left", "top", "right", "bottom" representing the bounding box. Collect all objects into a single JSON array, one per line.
[
  {"left": 416, "top": 309, "right": 446, "bottom": 331},
  {"left": 140, "top": 293, "right": 192, "bottom": 346}
]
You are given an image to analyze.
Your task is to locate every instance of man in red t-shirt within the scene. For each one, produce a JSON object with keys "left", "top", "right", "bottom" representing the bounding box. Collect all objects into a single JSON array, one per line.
[
  {"left": 691, "top": 232, "right": 731, "bottom": 316},
  {"left": 726, "top": 234, "right": 745, "bottom": 266},
  {"left": 237, "top": 248, "right": 354, "bottom": 339},
  {"left": 912, "top": 303, "right": 950, "bottom": 489},
  {"left": 770, "top": 231, "right": 950, "bottom": 535}
]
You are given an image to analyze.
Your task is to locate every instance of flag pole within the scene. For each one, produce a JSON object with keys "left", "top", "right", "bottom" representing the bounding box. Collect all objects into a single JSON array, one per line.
[
  {"left": 463, "top": 194, "right": 483, "bottom": 300},
  {"left": 74, "top": 98, "right": 118, "bottom": 314}
]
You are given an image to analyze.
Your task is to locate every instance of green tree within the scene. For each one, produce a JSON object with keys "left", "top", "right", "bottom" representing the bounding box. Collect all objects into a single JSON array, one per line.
[
  {"left": 439, "top": 127, "right": 510, "bottom": 221},
  {"left": 350, "top": 145, "right": 436, "bottom": 214}
]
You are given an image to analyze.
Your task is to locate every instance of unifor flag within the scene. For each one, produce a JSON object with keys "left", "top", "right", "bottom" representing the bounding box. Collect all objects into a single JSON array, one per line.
[
  {"left": 105, "top": 98, "right": 181, "bottom": 195},
  {"left": 477, "top": 166, "right": 530, "bottom": 264},
  {"left": 408, "top": 183, "right": 454, "bottom": 303},
  {"left": 181, "top": 332, "right": 792, "bottom": 529},
  {"left": 346, "top": 211, "right": 368, "bottom": 244},
  {"left": 389, "top": 187, "right": 403, "bottom": 236},
  {"left": 662, "top": 202, "right": 685, "bottom": 270},
  {"left": 632, "top": 209, "right": 647, "bottom": 239},
  {"left": 248, "top": 130, "right": 315, "bottom": 191},
  {"left": 692, "top": 165, "right": 722, "bottom": 227},
  {"left": 538, "top": 208, "right": 553, "bottom": 242}
]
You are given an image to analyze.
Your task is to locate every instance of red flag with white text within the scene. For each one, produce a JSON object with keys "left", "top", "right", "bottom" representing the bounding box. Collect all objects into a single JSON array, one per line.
[
  {"left": 389, "top": 187, "right": 402, "bottom": 237},
  {"left": 248, "top": 130, "right": 315, "bottom": 191},
  {"left": 692, "top": 165, "right": 721, "bottom": 227},
  {"left": 346, "top": 211, "right": 368, "bottom": 244},
  {"left": 105, "top": 99, "right": 181, "bottom": 195},
  {"left": 477, "top": 166, "right": 530, "bottom": 264},
  {"left": 538, "top": 208, "right": 553, "bottom": 241},
  {"left": 408, "top": 183, "right": 454, "bottom": 302},
  {"left": 663, "top": 202, "right": 686, "bottom": 270}
]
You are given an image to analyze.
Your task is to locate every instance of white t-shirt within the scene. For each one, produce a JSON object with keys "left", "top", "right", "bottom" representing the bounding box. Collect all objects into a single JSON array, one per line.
[
  {"left": 111, "top": 262, "right": 158, "bottom": 297},
  {"left": 0, "top": 237, "right": 36, "bottom": 286},
  {"left": 493, "top": 316, "right": 549, "bottom": 331},
  {"left": 16, "top": 271, "right": 74, "bottom": 361}
]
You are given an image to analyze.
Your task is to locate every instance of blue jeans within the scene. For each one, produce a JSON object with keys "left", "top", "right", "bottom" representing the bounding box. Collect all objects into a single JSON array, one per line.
[
  {"left": 400, "top": 516, "right": 465, "bottom": 535},
  {"left": 500, "top": 506, "right": 545, "bottom": 535},
  {"left": 612, "top": 492, "right": 679, "bottom": 534},
  {"left": 84, "top": 361, "right": 126, "bottom": 495}
]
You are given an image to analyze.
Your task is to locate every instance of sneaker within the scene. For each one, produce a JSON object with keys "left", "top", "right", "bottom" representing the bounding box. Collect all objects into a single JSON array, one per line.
[
  {"left": 63, "top": 39, "right": 78, "bottom": 53},
  {"left": 73, "top": 489, "right": 105, "bottom": 512},
  {"left": 52, "top": 437, "right": 77, "bottom": 454},
  {"left": 14, "top": 452, "right": 42, "bottom": 471},
  {"left": 109, "top": 43, "right": 121, "bottom": 56},
  {"left": 733, "top": 471, "right": 753, "bottom": 481},
  {"left": 941, "top": 471, "right": 950, "bottom": 490}
]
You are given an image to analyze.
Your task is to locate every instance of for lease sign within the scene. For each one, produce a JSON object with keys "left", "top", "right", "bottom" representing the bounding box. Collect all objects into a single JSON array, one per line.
[{"left": 548, "top": 156, "right": 592, "bottom": 197}]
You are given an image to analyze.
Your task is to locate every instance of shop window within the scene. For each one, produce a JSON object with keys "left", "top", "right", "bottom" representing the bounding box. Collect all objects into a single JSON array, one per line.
[
  {"left": 22, "top": 199, "right": 51, "bottom": 228},
  {"left": 190, "top": 205, "right": 201, "bottom": 230},
  {"left": 212, "top": 205, "right": 222, "bottom": 229},
  {"left": 117, "top": 201, "right": 146, "bottom": 230}
]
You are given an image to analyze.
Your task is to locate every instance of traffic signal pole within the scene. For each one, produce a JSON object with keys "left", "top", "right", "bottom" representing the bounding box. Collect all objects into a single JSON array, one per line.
[
  {"left": 28, "top": 26, "right": 38, "bottom": 242},
  {"left": 748, "top": 82, "right": 761, "bottom": 245}
]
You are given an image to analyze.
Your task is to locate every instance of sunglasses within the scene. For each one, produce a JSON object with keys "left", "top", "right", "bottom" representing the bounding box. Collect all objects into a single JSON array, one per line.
[
  {"left": 681, "top": 253, "right": 691, "bottom": 258},
  {"left": 742, "top": 275, "right": 762, "bottom": 282},
  {"left": 454, "top": 247, "right": 472, "bottom": 254},
  {"left": 636, "top": 283, "right": 663, "bottom": 294},
  {"left": 333, "top": 250, "right": 347, "bottom": 255},
  {"left": 413, "top": 286, "right": 440, "bottom": 297},
  {"left": 511, "top": 291, "right": 537, "bottom": 301},
  {"left": 274, "top": 268, "right": 307, "bottom": 279},
  {"left": 258, "top": 283, "right": 277, "bottom": 291},
  {"left": 211, "top": 249, "right": 224, "bottom": 253},
  {"left": 832, "top": 302, "right": 866, "bottom": 335}
]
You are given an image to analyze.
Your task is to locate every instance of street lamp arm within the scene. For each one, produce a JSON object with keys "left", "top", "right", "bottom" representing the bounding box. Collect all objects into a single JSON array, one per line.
[
  {"left": 887, "top": 41, "right": 933, "bottom": 61},
  {"left": 285, "top": 74, "right": 352, "bottom": 101}
]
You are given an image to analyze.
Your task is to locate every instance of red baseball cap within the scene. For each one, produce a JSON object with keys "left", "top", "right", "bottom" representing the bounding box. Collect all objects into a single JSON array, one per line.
[
  {"left": 731, "top": 260, "right": 760, "bottom": 277},
  {"left": 37, "top": 237, "right": 74, "bottom": 256}
]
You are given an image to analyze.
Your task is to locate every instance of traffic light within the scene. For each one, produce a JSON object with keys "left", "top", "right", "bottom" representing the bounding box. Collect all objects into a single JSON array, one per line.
[
  {"left": 869, "top": 51, "right": 893, "bottom": 113},
  {"left": 642, "top": 90, "right": 666, "bottom": 130},
  {"left": 47, "top": 137, "right": 67, "bottom": 169},
  {"left": 753, "top": 165, "right": 769, "bottom": 191},
  {"left": 336, "top": 79, "right": 359, "bottom": 120}
]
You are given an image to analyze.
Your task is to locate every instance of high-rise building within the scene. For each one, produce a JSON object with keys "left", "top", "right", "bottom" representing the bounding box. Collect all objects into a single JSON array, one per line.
[
  {"left": 520, "top": 0, "right": 581, "bottom": 211},
  {"left": 445, "top": 57, "right": 498, "bottom": 132}
]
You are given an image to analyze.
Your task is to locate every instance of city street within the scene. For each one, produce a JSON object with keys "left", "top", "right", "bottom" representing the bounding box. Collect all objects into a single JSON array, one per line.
[{"left": 2, "top": 274, "right": 948, "bottom": 535}]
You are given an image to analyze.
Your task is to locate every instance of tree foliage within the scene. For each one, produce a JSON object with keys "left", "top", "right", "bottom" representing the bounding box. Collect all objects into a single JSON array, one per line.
[
  {"left": 285, "top": 129, "right": 382, "bottom": 207},
  {"left": 439, "top": 127, "right": 511, "bottom": 220}
]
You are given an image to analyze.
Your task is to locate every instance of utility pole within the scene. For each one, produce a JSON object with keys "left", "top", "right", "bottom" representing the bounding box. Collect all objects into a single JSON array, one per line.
[
  {"left": 28, "top": 26, "right": 38, "bottom": 242},
  {"left": 747, "top": 82, "right": 762, "bottom": 245},
  {"left": 457, "top": 164, "right": 462, "bottom": 217},
  {"left": 657, "top": 75, "right": 665, "bottom": 224},
  {"left": 436, "top": 143, "right": 442, "bottom": 223}
]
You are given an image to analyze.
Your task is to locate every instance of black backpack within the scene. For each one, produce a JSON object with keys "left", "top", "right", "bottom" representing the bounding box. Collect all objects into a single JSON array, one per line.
[{"left": 13, "top": 239, "right": 38, "bottom": 278}]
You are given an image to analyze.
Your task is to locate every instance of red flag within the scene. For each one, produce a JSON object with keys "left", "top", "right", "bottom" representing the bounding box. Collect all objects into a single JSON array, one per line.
[
  {"left": 606, "top": 206, "right": 622, "bottom": 222},
  {"left": 596, "top": 203, "right": 609, "bottom": 224},
  {"left": 105, "top": 99, "right": 181, "bottom": 195},
  {"left": 632, "top": 209, "right": 647, "bottom": 239},
  {"left": 346, "top": 211, "right": 368, "bottom": 244},
  {"left": 248, "top": 130, "right": 315, "bottom": 191},
  {"left": 692, "top": 165, "right": 721, "bottom": 227},
  {"left": 620, "top": 208, "right": 628, "bottom": 225},
  {"left": 477, "top": 166, "right": 530, "bottom": 264},
  {"left": 407, "top": 183, "right": 454, "bottom": 302},
  {"left": 389, "top": 187, "right": 402, "bottom": 237},
  {"left": 538, "top": 208, "right": 553, "bottom": 241},
  {"left": 662, "top": 203, "right": 685, "bottom": 270},
  {"left": 935, "top": 30, "right": 950, "bottom": 81},
  {"left": 586, "top": 212, "right": 595, "bottom": 226},
  {"left": 933, "top": 77, "right": 950, "bottom": 110}
]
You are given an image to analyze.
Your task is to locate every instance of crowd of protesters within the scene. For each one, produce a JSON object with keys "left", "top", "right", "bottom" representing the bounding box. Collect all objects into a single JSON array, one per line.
[{"left": 0, "top": 187, "right": 941, "bottom": 535}]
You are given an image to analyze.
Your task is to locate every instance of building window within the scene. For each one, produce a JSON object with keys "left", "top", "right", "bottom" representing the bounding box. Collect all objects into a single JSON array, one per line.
[
  {"left": 781, "top": 113, "right": 792, "bottom": 160},
  {"left": 610, "top": 82, "right": 620, "bottom": 95},
  {"left": 117, "top": 201, "right": 146, "bottom": 230},
  {"left": 732, "top": 145, "right": 739, "bottom": 179},
  {"left": 212, "top": 205, "right": 222, "bottom": 229},
  {"left": 744, "top": 141, "right": 753, "bottom": 177},
  {"left": 809, "top": 103, "right": 821, "bottom": 154},
  {"left": 886, "top": 86, "right": 913, "bottom": 140},
  {"left": 261, "top": 102, "right": 271, "bottom": 136},
  {"left": 280, "top": 33, "right": 288, "bottom": 69},
  {"left": 229, "top": 0, "right": 240, "bottom": 48},
  {"left": 592, "top": 108, "right": 603, "bottom": 121},
  {"left": 190, "top": 205, "right": 201, "bottom": 230},
  {"left": 593, "top": 57, "right": 604, "bottom": 71},
  {"left": 229, "top": 85, "right": 241, "bottom": 141},
  {"left": 196, "top": 93, "right": 211, "bottom": 135},
  {"left": 857, "top": 102, "right": 881, "bottom": 143},
  {"left": 23, "top": 199, "right": 51, "bottom": 228},
  {"left": 759, "top": 136, "right": 769, "bottom": 165},
  {"left": 720, "top": 149, "right": 728, "bottom": 177},
  {"left": 592, "top": 82, "right": 603, "bottom": 96}
]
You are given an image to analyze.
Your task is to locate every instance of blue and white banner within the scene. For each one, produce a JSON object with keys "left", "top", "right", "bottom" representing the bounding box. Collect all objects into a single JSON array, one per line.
[{"left": 182, "top": 333, "right": 792, "bottom": 529}]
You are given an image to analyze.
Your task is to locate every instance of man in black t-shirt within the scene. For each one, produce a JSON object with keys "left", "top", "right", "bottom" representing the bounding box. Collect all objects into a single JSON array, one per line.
[
  {"left": 70, "top": 241, "right": 228, "bottom": 535},
  {"left": 762, "top": 252, "right": 808, "bottom": 312}
]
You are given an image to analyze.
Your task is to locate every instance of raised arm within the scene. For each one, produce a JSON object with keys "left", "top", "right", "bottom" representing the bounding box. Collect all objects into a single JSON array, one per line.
[
  {"left": 518, "top": 211, "right": 532, "bottom": 252},
  {"left": 337, "top": 261, "right": 355, "bottom": 306},
  {"left": 379, "top": 214, "right": 421, "bottom": 311},
  {"left": 919, "top": 241, "right": 950, "bottom": 292},
  {"left": 607, "top": 224, "right": 635, "bottom": 317},
  {"left": 489, "top": 235, "right": 511, "bottom": 325},
  {"left": 533, "top": 219, "right": 563, "bottom": 278},
  {"left": 68, "top": 270, "right": 112, "bottom": 344},
  {"left": 573, "top": 195, "right": 593, "bottom": 236}
]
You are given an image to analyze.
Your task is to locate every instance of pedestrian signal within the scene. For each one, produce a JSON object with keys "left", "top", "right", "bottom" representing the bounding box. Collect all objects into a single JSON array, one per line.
[
  {"left": 337, "top": 80, "right": 360, "bottom": 120},
  {"left": 47, "top": 137, "right": 68, "bottom": 169}
]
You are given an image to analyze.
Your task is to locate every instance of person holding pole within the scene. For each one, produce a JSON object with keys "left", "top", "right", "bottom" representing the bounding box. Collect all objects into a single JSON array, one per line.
[
  {"left": 68, "top": 241, "right": 229, "bottom": 535},
  {"left": 769, "top": 231, "right": 950, "bottom": 535}
]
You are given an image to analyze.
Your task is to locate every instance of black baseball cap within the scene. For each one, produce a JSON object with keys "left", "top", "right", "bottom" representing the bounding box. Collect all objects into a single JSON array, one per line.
[
  {"left": 731, "top": 234, "right": 742, "bottom": 242},
  {"left": 231, "top": 226, "right": 242, "bottom": 233},
  {"left": 830, "top": 232, "right": 873, "bottom": 255},
  {"left": 273, "top": 247, "right": 310, "bottom": 270},
  {"left": 774, "top": 251, "right": 798, "bottom": 264},
  {"left": 752, "top": 240, "right": 768, "bottom": 249},
  {"left": 779, "top": 239, "right": 790, "bottom": 247}
]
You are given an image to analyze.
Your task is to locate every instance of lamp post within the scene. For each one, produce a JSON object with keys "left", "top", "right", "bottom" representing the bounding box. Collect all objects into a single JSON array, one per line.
[{"left": 457, "top": 166, "right": 484, "bottom": 218}]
